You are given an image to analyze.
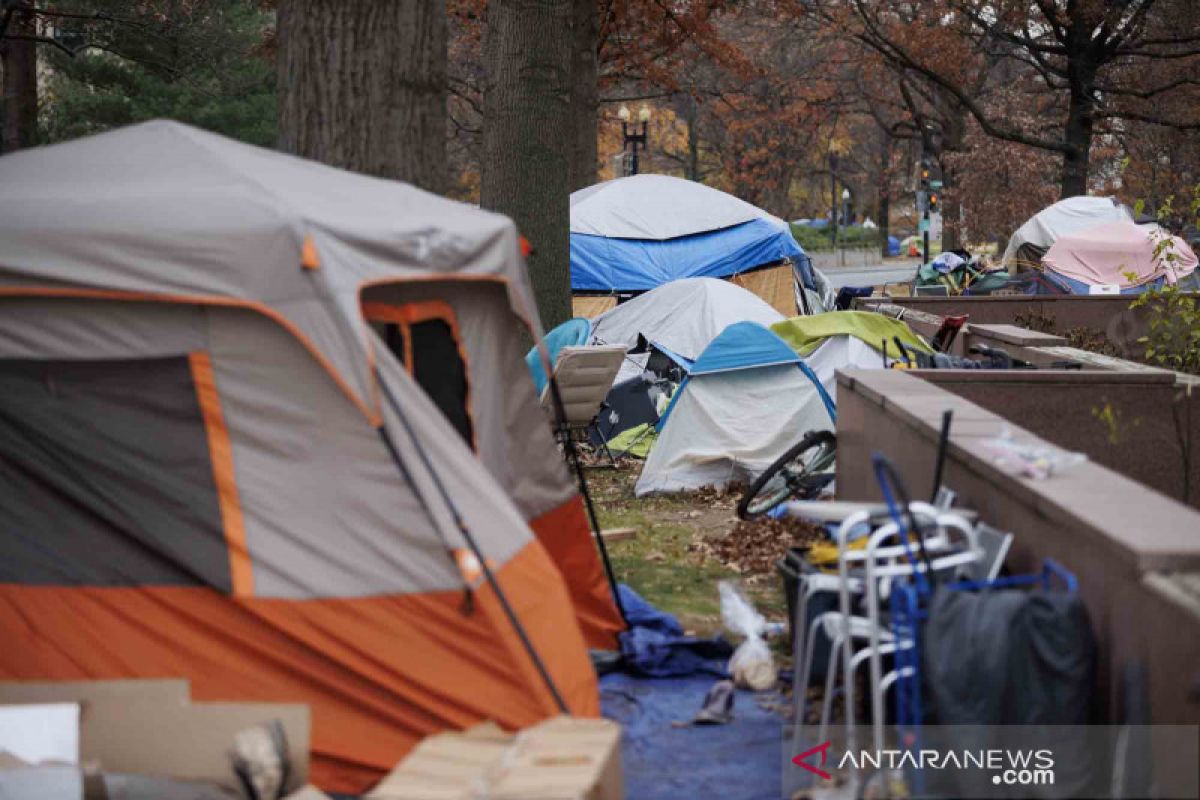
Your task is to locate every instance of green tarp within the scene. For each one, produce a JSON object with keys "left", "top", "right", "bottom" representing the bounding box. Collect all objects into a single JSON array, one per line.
[
  {"left": 770, "top": 311, "right": 932, "bottom": 357},
  {"left": 916, "top": 261, "right": 1011, "bottom": 294},
  {"left": 607, "top": 422, "right": 658, "bottom": 458}
]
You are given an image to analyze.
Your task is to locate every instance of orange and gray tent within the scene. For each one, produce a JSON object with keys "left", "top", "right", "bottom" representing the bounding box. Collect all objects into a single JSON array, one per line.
[{"left": 0, "top": 121, "right": 621, "bottom": 792}]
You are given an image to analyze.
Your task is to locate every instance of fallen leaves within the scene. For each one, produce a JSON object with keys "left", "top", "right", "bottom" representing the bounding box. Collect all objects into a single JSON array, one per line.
[{"left": 692, "top": 516, "right": 827, "bottom": 576}]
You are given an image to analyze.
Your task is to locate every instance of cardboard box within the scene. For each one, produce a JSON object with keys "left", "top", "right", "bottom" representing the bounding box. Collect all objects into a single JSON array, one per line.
[
  {"left": 79, "top": 700, "right": 308, "bottom": 793},
  {"left": 0, "top": 679, "right": 189, "bottom": 708},
  {"left": 367, "top": 717, "right": 622, "bottom": 800},
  {"left": 367, "top": 723, "right": 515, "bottom": 800},
  {"left": 0, "top": 702, "right": 80, "bottom": 765},
  {"left": 0, "top": 680, "right": 309, "bottom": 794},
  {"left": 489, "top": 717, "right": 622, "bottom": 800},
  {"left": 0, "top": 762, "right": 84, "bottom": 799}
]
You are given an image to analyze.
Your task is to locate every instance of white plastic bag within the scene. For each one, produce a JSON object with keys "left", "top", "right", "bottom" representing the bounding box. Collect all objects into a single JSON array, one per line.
[
  {"left": 980, "top": 426, "right": 1087, "bottom": 479},
  {"left": 718, "top": 581, "right": 776, "bottom": 691}
]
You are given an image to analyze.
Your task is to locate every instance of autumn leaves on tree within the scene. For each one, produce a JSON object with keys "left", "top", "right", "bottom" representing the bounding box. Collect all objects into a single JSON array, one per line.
[{"left": 3, "top": 0, "right": 1199, "bottom": 324}]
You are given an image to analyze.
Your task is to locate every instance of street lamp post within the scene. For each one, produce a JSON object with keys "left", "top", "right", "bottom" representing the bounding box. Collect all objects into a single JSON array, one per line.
[
  {"left": 829, "top": 151, "right": 839, "bottom": 250},
  {"left": 919, "top": 159, "right": 931, "bottom": 265},
  {"left": 618, "top": 104, "right": 652, "bottom": 176}
]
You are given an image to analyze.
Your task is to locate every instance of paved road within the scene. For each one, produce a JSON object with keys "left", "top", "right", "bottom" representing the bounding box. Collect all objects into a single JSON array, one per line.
[{"left": 823, "top": 262, "right": 918, "bottom": 289}]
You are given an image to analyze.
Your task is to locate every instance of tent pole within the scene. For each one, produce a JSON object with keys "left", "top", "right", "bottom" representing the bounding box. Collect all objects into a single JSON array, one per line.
[{"left": 376, "top": 375, "right": 569, "bottom": 713}]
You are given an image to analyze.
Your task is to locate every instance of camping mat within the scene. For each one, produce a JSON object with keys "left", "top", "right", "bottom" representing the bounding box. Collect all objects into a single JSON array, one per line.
[
  {"left": 771, "top": 310, "right": 931, "bottom": 357},
  {"left": 601, "top": 672, "right": 786, "bottom": 799}
]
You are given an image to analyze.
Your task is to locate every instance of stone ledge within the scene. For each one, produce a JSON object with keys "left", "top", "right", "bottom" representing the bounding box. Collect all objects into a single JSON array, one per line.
[
  {"left": 837, "top": 368, "right": 1200, "bottom": 572},
  {"left": 967, "top": 322, "right": 1067, "bottom": 347}
]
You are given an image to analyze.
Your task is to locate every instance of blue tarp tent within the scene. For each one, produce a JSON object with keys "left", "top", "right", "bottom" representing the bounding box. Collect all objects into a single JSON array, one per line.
[
  {"left": 887, "top": 235, "right": 900, "bottom": 256},
  {"left": 658, "top": 322, "right": 834, "bottom": 427},
  {"left": 571, "top": 217, "right": 806, "bottom": 292},
  {"left": 569, "top": 175, "right": 811, "bottom": 295}
]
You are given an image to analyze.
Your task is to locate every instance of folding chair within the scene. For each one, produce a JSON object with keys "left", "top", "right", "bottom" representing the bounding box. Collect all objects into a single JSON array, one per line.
[{"left": 540, "top": 345, "right": 627, "bottom": 466}]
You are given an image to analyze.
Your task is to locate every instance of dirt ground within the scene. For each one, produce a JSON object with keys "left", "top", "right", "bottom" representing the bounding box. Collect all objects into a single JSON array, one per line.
[{"left": 588, "top": 460, "right": 822, "bottom": 637}]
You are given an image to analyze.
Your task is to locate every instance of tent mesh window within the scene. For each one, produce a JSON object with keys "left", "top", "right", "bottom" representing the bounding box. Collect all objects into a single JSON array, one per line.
[
  {"left": 406, "top": 318, "right": 473, "bottom": 445},
  {"left": 365, "top": 301, "right": 475, "bottom": 448},
  {"left": 0, "top": 356, "right": 235, "bottom": 590}
]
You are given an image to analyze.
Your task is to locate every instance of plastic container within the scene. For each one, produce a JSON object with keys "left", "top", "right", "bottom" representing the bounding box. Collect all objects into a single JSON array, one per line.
[{"left": 776, "top": 547, "right": 839, "bottom": 685}]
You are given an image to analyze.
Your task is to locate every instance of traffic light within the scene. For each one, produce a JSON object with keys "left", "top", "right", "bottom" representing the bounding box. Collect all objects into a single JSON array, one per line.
[
  {"left": 919, "top": 161, "right": 931, "bottom": 185},
  {"left": 929, "top": 192, "right": 939, "bottom": 212}
]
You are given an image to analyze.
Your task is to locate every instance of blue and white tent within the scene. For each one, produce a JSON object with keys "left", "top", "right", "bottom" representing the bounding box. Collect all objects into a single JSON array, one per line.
[
  {"left": 570, "top": 174, "right": 814, "bottom": 294},
  {"left": 635, "top": 322, "right": 835, "bottom": 495}
]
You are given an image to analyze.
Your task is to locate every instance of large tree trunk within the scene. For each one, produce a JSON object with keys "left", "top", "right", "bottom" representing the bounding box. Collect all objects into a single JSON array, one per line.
[
  {"left": 1059, "top": 35, "right": 1096, "bottom": 199},
  {"left": 686, "top": 97, "right": 700, "bottom": 181},
  {"left": 877, "top": 136, "right": 890, "bottom": 259},
  {"left": 1060, "top": 83, "right": 1094, "bottom": 198},
  {"left": 481, "top": 0, "right": 573, "bottom": 329},
  {"left": 939, "top": 113, "right": 965, "bottom": 251},
  {"left": 567, "top": 0, "right": 597, "bottom": 192},
  {"left": 1, "top": 8, "right": 38, "bottom": 154},
  {"left": 277, "top": 0, "right": 447, "bottom": 193}
]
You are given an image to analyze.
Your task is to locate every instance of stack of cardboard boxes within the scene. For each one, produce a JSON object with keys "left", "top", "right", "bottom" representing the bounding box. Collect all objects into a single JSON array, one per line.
[
  {"left": 0, "top": 679, "right": 322, "bottom": 800},
  {"left": 0, "top": 679, "right": 624, "bottom": 800},
  {"left": 368, "top": 716, "right": 622, "bottom": 800}
]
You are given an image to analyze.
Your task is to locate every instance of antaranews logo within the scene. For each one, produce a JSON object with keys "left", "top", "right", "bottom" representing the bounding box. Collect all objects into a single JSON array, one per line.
[{"left": 793, "top": 741, "right": 1055, "bottom": 787}]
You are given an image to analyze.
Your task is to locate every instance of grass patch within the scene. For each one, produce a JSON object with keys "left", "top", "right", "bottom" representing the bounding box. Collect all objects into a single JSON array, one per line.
[{"left": 587, "top": 464, "right": 786, "bottom": 636}]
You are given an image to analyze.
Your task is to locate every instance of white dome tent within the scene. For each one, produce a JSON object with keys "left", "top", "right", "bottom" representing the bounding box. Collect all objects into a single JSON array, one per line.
[
  {"left": 1002, "top": 196, "right": 1132, "bottom": 269},
  {"left": 635, "top": 322, "right": 835, "bottom": 496},
  {"left": 590, "top": 278, "right": 785, "bottom": 384}
]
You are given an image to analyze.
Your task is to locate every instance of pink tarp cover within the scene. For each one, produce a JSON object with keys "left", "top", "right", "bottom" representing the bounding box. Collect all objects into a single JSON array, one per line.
[{"left": 1042, "top": 220, "right": 1198, "bottom": 287}]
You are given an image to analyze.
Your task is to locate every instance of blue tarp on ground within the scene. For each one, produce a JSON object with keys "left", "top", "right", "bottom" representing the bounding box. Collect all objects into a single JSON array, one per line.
[
  {"left": 601, "top": 672, "right": 787, "bottom": 800},
  {"left": 571, "top": 218, "right": 805, "bottom": 292},
  {"left": 607, "top": 584, "right": 787, "bottom": 798},
  {"left": 617, "top": 584, "right": 732, "bottom": 678}
]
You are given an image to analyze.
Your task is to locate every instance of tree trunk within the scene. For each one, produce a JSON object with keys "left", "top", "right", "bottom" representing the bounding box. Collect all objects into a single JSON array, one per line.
[
  {"left": 877, "top": 138, "right": 890, "bottom": 259},
  {"left": 936, "top": 112, "right": 963, "bottom": 251},
  {"left": 567, "top": 0, "right": 597, "bottom": 192},
  {"left": 481, "top": 0, "right": 573, "bottom": 329},
  {"left": 1059, "top": 34, "right": 1096, "bottom": 199},
  {"left": 277, "top": 0, "right": 447, "bottom": 193},
  {"left": 1, "top": 8, "right": 38, "bottom": 154},
  {"left": 686, "top": 98, "right": 700, "bottom": 181},
  {"left": 1060, "top": 83, "right": 1094, "bottom": 198}
]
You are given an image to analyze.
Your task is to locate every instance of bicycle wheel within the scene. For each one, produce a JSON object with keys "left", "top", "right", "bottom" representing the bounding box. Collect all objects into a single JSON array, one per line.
[{"left": 737, "top": 430, "right": 837, "bottom": 520}]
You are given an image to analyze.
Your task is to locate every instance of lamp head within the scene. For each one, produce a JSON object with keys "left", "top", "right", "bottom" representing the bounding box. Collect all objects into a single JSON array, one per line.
[
  {"left": 617, "top": 105, "right": 631, "bottom": 122},
  {"left": 638, "top": 104, "right": 652, "bottom": 123}
]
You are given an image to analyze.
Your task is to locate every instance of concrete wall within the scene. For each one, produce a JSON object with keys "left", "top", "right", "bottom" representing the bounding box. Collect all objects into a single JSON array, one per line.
[
  {"left": 918, "top": 370, "right": 1200, "bottom": 509},
  {"left": 878, "top": 295, "right": 1150, "bottom": 359},
  {"left": 851, "top": 302, "right": 1199, "bottom": 507},
  {"left": 835, "top": 369, "right": 1200, "bottom": 793},
  {"left": 809, "top": 249, "right": 883, "bottom": 270}
]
